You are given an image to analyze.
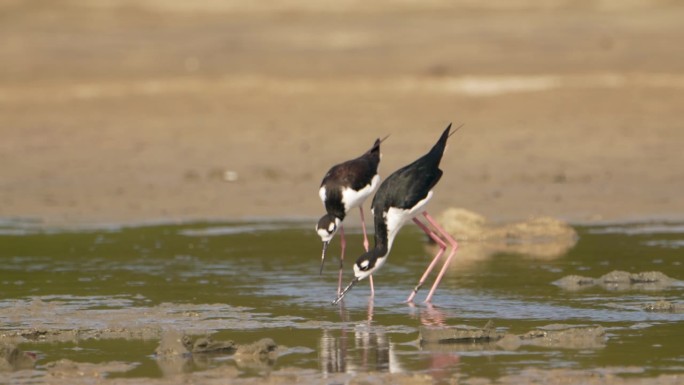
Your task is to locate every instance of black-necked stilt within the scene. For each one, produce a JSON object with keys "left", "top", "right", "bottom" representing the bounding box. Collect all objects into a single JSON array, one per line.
[
  {"left": 333, "top": 123, "right": 460, "bottom": 305},
  {"left": 317, "top": 136, "right": 387, "bottom": 295}
]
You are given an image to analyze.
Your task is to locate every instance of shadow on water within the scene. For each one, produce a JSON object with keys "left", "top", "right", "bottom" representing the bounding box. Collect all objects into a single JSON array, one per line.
[{"left": 1, "top": 219, "right": 683, "bottom": 382}]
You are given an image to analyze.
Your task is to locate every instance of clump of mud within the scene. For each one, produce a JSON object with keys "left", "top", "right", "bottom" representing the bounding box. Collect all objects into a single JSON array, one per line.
[
  {"left": 192, "top": 336, "right": 238, "bottom": 354},
  {"left": 419, "top": 320, "right": 503, "bottom": 344},
  {"left": 519, "top": 324, "right": 606, "bottom": 349},
  {"left": 431, "top": 208, "right": 578, "bottom": 265},
  {"left": 438, "top": 208, "right": 577, "bottom": 243},
  {"left": 154, "top": 331, "right": 238, "bottom": 358},
  {"left": 420, "top": 321, "right": 606, "bottom": 351},
  {"left": 642, "top": 300, "right": 684, "bottom": 313},
  {"left": 234, "top": 338, "right": 279, "bottom": 369},
  {"left": 553, "top": 270, "right": 679, "bottom": 292},
  {"left": 154, "top": 330, "right": 279, "bottom": 375}
]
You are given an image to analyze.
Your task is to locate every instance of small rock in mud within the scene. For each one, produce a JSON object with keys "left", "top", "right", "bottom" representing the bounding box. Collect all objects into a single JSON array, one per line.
[
  {"left": 642, "top": 300, "right": 684, "bottom": 313},
  {"left": 420, "top": 320, "right": 504, "bottom": 345},
  {"left": 0, "top": 343, "right": 36, "bottom": 371}
]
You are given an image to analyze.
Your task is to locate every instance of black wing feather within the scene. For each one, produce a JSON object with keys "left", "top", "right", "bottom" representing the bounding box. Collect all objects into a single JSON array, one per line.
[
  {"left": 320, "top": 138, "right": 381, "bottom": 191},
  {"left": 371, "top": 124, "right": 451, "bottom": 212}
]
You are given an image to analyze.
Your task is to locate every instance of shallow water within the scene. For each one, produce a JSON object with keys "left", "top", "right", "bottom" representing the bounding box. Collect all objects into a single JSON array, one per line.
[{"left": 1, "top": 220, "right": 683, "bottom": 382}]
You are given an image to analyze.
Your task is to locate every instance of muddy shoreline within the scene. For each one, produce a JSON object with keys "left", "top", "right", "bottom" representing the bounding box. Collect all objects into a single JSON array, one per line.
[{"left": 2, "top": 262, "right": 682, "bottom": 384}]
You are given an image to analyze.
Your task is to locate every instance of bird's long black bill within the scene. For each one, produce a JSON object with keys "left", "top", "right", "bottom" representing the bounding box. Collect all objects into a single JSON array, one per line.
[
  {"left": 319, "top": 242, "right": 329, "bottom": 275},
  {"left": 332, "top": 277, "right": 359, "bottom": 305}
]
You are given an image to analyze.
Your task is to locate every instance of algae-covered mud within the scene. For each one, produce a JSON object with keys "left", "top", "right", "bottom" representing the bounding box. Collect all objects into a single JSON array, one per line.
[{"left": 1, "top": 220, "right": 683, "bottom": 384}]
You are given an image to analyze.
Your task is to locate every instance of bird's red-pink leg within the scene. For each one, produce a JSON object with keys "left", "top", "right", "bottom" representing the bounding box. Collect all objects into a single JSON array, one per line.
[
  {"left": 337, "top": 224, "right": 346, "bottom": 296},
  {"left": 422, "top": 211, "right": 458, "bottom": 303},
  {"left": 406, "top": 217, "right": 447, "bottom": 303},
  {"left": 359, "top": 206, "right": 375, "bottom": 297},
  {"left": 359, "top": 206, "right": 370, "bottom": 252},
  {"left": 368, "top": 274, "right": 375, "bottom": 297}
]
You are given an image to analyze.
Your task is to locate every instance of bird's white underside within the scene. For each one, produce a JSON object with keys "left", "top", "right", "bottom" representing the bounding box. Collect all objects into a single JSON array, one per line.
[
  {"left": 318, "top": 186, "right": 327, "bottom": 205},
  {"left": 319, "top": 174, "right": 380, "bottom": 213},
  {"left": 353, "top": 191, "right": 433, "bottom": 281},
  {"left": 341, "top": 174, "right": 380, "bottom": 212},
  {"left": 384, "top": 191, "right": 433, "bottom": 252}
]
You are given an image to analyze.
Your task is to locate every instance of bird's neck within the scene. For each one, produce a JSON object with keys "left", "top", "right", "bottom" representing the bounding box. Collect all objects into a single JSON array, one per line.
[
  {"left": 324, "top": 189, "right": 347, "bottom": 221},
  {"left": 372, "top": 217, "right": 394, "bottom": 258}
]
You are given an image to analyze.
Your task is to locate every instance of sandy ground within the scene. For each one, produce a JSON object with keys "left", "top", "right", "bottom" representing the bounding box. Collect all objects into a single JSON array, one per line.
[{"left": 1, "top": 0, "right": 684, "bottom": 227}]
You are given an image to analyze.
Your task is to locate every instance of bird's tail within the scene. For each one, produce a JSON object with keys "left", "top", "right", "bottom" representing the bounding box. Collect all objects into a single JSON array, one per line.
[
  {"left": 425, "top": 122, "right": 463, "bottom": 165},
  {"left": 368, "top": 134, "right": 391, "bottom": 156},
  {"left": 427, "top": 123, "right": 453, "bottom": 160}
]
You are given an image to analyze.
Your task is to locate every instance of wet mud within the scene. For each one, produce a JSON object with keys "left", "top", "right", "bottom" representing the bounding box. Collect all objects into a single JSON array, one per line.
[
  {"left": 476, "top": 368, "right": 683, "bottom": 385},
  {"left": 420, "top": 322, "right": 606, "bottom": 350},
  {"left": 642, "top": 300, "right": 684, "bottom": 313},
  {"left": 154, "top": 331, "right": 278, "bottom": 376},
  {"left": 553, "top": 270, "right": 680, "bottom": 292}
]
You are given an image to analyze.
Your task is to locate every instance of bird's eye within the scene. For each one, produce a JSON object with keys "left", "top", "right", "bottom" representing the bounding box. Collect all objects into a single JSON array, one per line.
[{"left": 358, "top": 259, "right": 370, "bottom": 271}]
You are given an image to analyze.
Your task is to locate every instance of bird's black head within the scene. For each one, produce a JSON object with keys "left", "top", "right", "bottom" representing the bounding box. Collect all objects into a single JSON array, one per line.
[
  {"left": 316, "top": 213, "right": 340, "bottom": 243},
  {"left": 353, "top": 249, "right": 386, "bottom": 281},
  {"left": 332, "top": 248, "right": 387, "bottom": 305},
  {"left": 316, "top": 213, "right": 341, "bottom": 274}
]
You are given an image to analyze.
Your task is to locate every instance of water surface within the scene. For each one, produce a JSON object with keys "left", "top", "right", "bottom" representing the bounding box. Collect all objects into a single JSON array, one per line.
[{"left": 1, "top": 220, "right": 683, "bottom": 382}]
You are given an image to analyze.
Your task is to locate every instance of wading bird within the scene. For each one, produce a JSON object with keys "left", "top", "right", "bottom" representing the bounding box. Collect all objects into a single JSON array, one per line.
[
  {"left": 333, "top": 124, "right": 459, "bottom": 304},
  {"left": 317, "top": 136, "right": 387, "bottom": 295}
]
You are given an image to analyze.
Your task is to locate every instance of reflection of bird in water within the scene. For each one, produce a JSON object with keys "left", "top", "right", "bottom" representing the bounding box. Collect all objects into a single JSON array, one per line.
[
  {"left": 319, "top": 329, "right": 347, "bottom": 374},
  {"left": 334, "top": 124, "right": 460, "bottom": 304},
  {"left": 409, "top": 303, "right": 449, "bottom": 327},
  {"left": 413, "top": 304, "right": 461, "bottom": 382},
  {"left": 317, "top": 137, "right": 386, "bottom": 295},
  {"left": 318, "top": 301, "right": 403, "bottom": 375}
]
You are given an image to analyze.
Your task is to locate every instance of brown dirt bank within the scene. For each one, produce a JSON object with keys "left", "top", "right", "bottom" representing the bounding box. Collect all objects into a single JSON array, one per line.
[{"left": 1, "top": 1, "right": 683, "bottom": 227}]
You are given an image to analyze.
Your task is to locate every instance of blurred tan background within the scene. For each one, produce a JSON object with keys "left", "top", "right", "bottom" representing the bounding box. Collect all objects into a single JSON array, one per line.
[{"left": 1, "top": 0, "right": 683, "bottom": 225}]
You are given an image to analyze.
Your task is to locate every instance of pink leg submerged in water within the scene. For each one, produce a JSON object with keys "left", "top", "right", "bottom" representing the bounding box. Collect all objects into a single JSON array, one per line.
[
  {"left": 337, "top": 225, "right": 346, "bottom": 296},
  {"left": 358, "top": 206, "right": 375, "bottom": 297},
  {"left": 359, "top": 206, "right": 370, "bottom": 252},
  {"left": 406, "top": 211, "right": 458, "bottom": 303},
  {"left": 335, "top": 208, "right": 376, "bottom": 298}
]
